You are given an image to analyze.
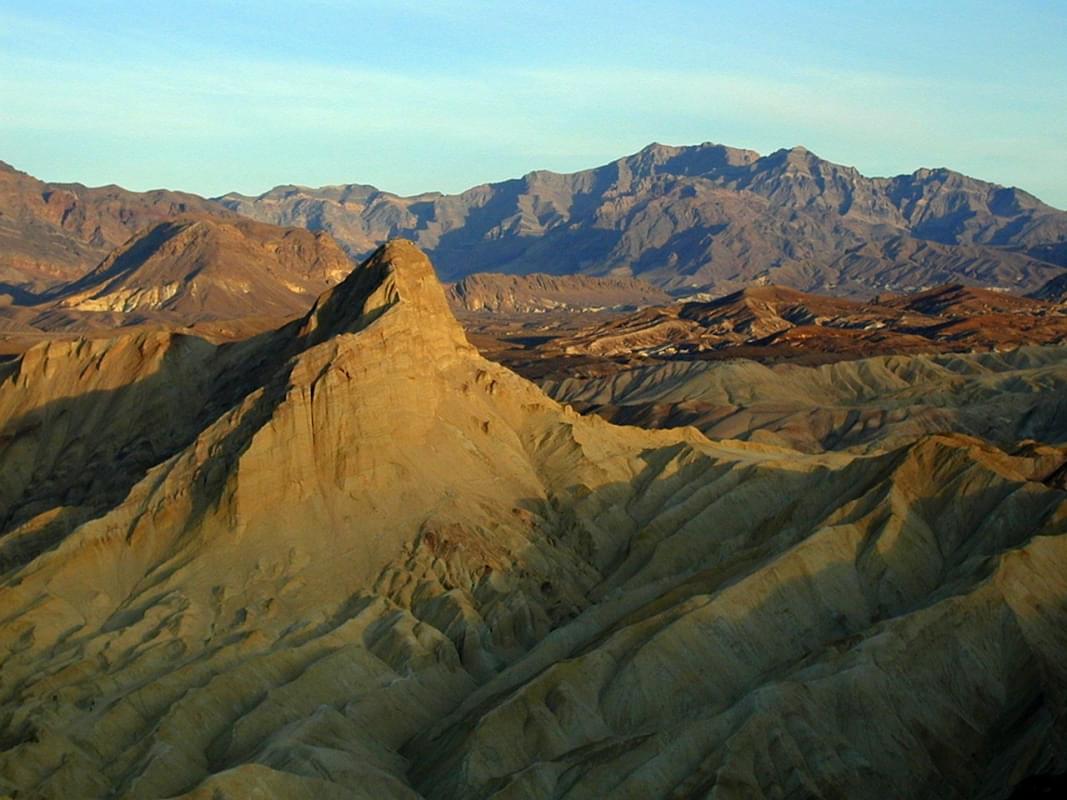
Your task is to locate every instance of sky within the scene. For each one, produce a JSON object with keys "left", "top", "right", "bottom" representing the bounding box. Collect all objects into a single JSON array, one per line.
[{"left": 1, "top": 1, "right": 1065, "bottom": 207}]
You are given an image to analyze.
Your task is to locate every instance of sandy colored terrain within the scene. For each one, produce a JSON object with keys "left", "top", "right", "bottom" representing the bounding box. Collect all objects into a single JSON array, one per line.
[
  {"left": 0, "top": 242, "right": 1065, "bottom": 798},
  {"left": 544, "top": 345, "right": 1067, "bottom": 453}
]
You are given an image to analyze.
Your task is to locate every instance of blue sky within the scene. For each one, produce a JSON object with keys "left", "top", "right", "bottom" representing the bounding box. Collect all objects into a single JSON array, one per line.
[{"left": 1, "top": 1, "right": 1065, "bottom": 207}]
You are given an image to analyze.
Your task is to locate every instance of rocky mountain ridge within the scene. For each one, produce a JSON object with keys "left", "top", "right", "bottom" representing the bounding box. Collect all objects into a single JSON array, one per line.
[
  {"left": 6, "top": 140, "right": 1065, "bottom": 303},
  {"left": 0, "top": 160, "right": 231, "bottom": 294},
  {"left": 219, "top": 142, "right": 1067, "bottom": 295}
]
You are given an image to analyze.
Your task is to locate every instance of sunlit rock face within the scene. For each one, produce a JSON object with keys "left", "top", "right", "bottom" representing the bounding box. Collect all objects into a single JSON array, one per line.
[
  {"left": 53, "top": 216, "right": 352, "bottom": 320},
  {"left": 1, "top": 241, "right": 1066, "bottom": 799}
]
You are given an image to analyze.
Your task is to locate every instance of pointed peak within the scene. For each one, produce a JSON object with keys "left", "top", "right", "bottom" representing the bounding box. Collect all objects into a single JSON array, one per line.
[
  {"left": 910, "top": 166, "right": 958, "bottom": 181},
  {"left": 631, "top": 142, "right": 683, "bottom": 162},
  {"left": 365, "top": 239, "right": 443, "bottom": 298},
  {"left": 779, "top": 144, "right": 817, "bottom": 161},
  {"left": 298, "top": 239, "right": 468, "bottom": 349},
  {"left": 755, "top": 144, "right": 831, "bottom": 175}
]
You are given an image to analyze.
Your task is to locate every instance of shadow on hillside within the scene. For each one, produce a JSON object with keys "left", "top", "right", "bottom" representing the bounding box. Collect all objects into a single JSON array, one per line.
[
  {"left": 0, "top": 323, "right": 299, "bottom": 573},
  {"left": 0, "top": 326, "right": 1065, "bottom": 798},
  {"left": 399, "top": 439, "right": 1067, "bottom": 798},
  {"left": 433, "top": 227, "right": 625, "bottom": 282},
  {"left": 0, "top": 283, "right": 40, "bottom": 305},
  {"left": 422, "top": 170, "right": 628, "bottom": 281},
  {"left": 37, "top": 221, "right": 185, "bottom": 301}
]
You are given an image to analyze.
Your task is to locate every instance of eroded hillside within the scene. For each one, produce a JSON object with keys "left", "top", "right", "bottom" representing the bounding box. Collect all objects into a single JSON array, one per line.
[{"left": 0, "top": 243, "right": 1065, "bottom": 799}]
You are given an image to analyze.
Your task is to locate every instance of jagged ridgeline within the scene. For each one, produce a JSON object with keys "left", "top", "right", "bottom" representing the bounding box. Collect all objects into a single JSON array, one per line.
[
  {"left": 7, "top": 141, "right": 1067, "bottom": 304},
  {"left": 1, "top": 242, "right": 1066, "bottom": 799},
  {"left": 218, "top": 142, "right": 1067, "bottom": 295}
]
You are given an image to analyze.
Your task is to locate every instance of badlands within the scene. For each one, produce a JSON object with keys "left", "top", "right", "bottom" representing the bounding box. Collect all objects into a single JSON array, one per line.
[{"left": 0, "top": 243, "right": 1065, "bottom": 798}]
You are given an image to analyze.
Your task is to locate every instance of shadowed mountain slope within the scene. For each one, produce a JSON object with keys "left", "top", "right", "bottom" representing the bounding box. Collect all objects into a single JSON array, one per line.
[
  {"left": 0, "top": 161, "right": 231, "bottom": 293},
  {"left": 219, "top": 142, "right": 1067, "bottom": 295},
  {"left": 0, "top": 243, "right": 1066, "bottom": 799},
  {"left": 1031, "top": 272, "right": 1067, "bottom": 302},
  {"left": 43, "top": 215, "right": 353, "bottom": 321}
]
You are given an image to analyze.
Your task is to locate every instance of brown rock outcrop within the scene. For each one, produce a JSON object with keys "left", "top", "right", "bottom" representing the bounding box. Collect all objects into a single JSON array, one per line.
[
  {"left": 446, "top": 273, "right": 670, "bottom": 313},
  {"left": 47, "top": 215, "right": 352, "bottom": 321}
]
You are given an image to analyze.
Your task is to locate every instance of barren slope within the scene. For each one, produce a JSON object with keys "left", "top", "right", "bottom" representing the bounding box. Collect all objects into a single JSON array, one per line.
[
  {"left": 544, "top": 346, "right": 1067, "bottom": 453},
  {"left": 0, "top": 161, "right": 230, "bottom": 293},
  {"left": 0, "top": 243, "right": 1066, "bottom": 799},
  {"left": 42, "top": 215, "right": 352, "bottom": 322}
]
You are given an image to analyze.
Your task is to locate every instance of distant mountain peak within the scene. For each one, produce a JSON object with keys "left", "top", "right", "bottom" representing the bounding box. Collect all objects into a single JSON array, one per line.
[{"left": 7, "top": 140, "right": 1066, "bottom": 307}]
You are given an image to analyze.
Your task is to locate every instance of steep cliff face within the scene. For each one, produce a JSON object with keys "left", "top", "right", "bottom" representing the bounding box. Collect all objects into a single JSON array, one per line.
[{"left": 1, "top": 242, "right": 1066, "bottom": 799}]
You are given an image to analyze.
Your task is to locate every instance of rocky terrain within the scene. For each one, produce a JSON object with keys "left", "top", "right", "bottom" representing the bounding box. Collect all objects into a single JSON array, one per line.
[
  {"left": 0, "top": 215, "right": 354, "bottom": 355},
  {"left": 544, "top": 345, "right": 1067, "bottom": 453},
  {"left": 0, "top": 161, "right": 230, "bottom": 295},
  {"left": 6, "top": 142, "right": 1067, "bottom": 312},
  {"left": 468, "top": 283, "right": 1067, "bottom": 380},
  {"left": 446, "top": 273, "right": 669, "bottom": 313},
  {"left": 219, "top": 142, "right": 1067, "bottom": 295},
  {"left": 1, "top": 241, "right": 1066, "bottom": 799}
]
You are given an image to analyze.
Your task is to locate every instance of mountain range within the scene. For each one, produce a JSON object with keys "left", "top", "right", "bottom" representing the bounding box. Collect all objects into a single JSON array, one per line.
[
  {"left": 4, "top": 142, "right": 1067, "bottom": 311},
  {"left": 219, "top": 142, "right": 1067, "bottom": 296}
]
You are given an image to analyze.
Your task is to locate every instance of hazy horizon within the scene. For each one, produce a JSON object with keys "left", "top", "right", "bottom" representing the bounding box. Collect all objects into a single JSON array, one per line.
[{"left": 2, "top": 1, "right": 1064, "bottom": 207}]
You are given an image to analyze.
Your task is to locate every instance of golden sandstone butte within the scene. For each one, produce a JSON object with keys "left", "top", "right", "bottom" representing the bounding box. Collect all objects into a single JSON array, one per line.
[{"left": 0, "top": 242, "right": 1065, "bottom": 798}]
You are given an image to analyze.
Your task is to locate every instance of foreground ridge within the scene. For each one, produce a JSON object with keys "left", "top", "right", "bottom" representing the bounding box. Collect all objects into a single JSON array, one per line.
[{"left": 0, "top": 242, "right": 1065, "bottom": 798}]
